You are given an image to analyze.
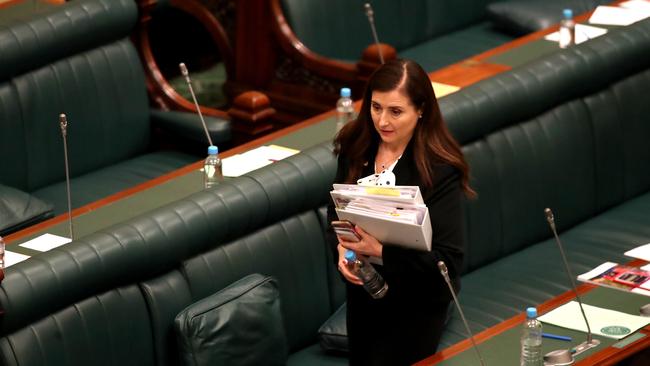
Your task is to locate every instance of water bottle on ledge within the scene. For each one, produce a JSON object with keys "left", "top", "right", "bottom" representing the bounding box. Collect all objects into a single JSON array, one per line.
[
  {"left": 559, "top": 9, "right": 576, "bottom": 49},
  {"left": 520, "top": 307, "right": 543, "bottom": 366},
  {"left": 336, "top": 87, "right": 354, "bottom": 132},
  {"left": 345, "top": 249, "right": 388, "bottom": 299},
  {"left": 203, "top": 145, "right": 223, "bottom": 189}
]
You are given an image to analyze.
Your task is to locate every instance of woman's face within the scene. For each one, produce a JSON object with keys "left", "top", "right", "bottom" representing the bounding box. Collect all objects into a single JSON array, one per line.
[{"left": 370, "top": 88, "right": 421, "bottom": 148}]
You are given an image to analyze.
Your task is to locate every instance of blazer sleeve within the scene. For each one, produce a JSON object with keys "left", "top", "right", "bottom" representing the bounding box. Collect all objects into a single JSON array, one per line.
[{"left": 381, "top": 164, "right": 465, "bottom": 302}]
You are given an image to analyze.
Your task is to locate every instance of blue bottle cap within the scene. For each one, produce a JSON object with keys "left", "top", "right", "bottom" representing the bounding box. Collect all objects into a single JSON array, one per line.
[
  {"left": 344, "top": 249, "right": 357, "bottom": 262},
  {"left": 563, "top": 9, "right": 573, "bottom": 19},
  {"left": 340, "top": 87, "right": 351, "bottom": 98},
  {"left": 526, "top": 307, "right": 537, "bottom": 318},
  {"left": 208, "top": 145, "right": 218, "bottom": 155}
]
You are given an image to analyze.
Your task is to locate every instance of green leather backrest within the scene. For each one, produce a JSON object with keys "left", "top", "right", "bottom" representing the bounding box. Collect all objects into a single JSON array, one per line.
[
  {"left": 281, "top": 0, "right": 502, "bottom": 60},
  {"left": 440, "top": 18, "right": 650, "bottom": 272},
  {"left": 0, "top": 0, "right": 149, "bottom": 192},
  {"left": 0, "top": 285, "right": 155, "bottom": 366}
]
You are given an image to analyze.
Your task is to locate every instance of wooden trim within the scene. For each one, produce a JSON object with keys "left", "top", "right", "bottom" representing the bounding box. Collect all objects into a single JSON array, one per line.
[
  {"left": 268, "top": 0, "right": 357, "bottom": 81},
  {"left": 135, "top": 0, "right": 230, "bottom": 118},
  {"left": 0, "top": 0, "right": 23, "bottom": 9}
]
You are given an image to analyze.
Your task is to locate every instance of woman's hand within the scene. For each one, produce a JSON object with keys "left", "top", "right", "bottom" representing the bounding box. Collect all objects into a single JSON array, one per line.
[
  {"left": 339, "top": 225, "right": 383, "bottom": 258},
  {"left": 337, "top": 244, "right": 363, "bottom": 285}
]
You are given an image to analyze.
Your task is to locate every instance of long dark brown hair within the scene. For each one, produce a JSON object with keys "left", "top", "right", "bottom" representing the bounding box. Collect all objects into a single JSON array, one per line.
[{"left": 334, "top": 59, "right": 475, "bottom": 197}]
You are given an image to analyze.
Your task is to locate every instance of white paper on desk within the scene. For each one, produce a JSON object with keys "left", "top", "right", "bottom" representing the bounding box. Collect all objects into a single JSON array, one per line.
[
  {"left": 620, "top": 0, "right": 650, "bottom": 12},
  {"left": 538, "top": 301, "right": 650, "bottom": 339},
  {"left": 544, "top": 24, "right": 607, "bottom": 44},
  {"left": 4, "top": 251, "right": 30, "bottom": 267},
  {"left": 624, "top": 242, "right": 650, "bottom": 261},
  {"left": 589, "top": 5, "right": 650, "bottom": 26},
  {"left": 222, "top": 145, "right": 299, "bottom": 177},
  {"left": 19, "top": 233, "right": 71, "bottom": 252}
]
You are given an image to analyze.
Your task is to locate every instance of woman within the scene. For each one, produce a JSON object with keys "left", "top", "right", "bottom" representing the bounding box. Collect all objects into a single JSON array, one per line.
[{"left": 327, "top": 59, "right": 475, "bottom": 365}]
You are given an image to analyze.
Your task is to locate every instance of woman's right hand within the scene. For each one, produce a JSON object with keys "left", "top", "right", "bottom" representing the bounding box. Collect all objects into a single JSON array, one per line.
[{"left": 337, "top": 244, "right": 363, "bottom": 285}]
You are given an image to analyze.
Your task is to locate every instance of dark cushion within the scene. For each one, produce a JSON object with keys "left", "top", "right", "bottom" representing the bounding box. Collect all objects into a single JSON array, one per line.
[
  {"left": 0, "top": 184, "right": 53, "bottom": 236},
  {"left": 486, "top": 0, "right": 609, "bottom": 36},
  {"left": 318, "top": 303, "right": 348, "bottom": 354},
  {"left": 174, "top": 274, "right": 288, "bottom": 366}
]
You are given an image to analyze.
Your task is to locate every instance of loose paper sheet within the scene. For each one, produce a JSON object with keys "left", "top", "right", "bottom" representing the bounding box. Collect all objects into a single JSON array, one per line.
[
  {"left": 5, "top": 251, "right": 30, "bottom": 267},
  {"left": 538, "top": 301, "right": 650, "bottom": 339},
  {"left": 544, "top": 24, "right": 608, "bottom": 44},
  {"left": 222, "top": 145, "right": 299, "bottom": 177},
  {"left": 624, "top": 242, "right": 650, "bottom": 261},
  {"left": 431, "top": 82, "right": 460, "bottom": 98},
  {"left": 19, "top": 233, "right": 71, "bottom": 252},
  {"left": 589, "top": 5, "right": 650, "bottom": 26}
]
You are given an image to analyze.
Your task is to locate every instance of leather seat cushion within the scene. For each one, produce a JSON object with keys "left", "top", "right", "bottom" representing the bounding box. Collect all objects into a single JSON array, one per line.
[
  {"left": 439, "top": 191, "right": 650, "bottom": 348},
  {"left": 400, "top": 22, "right": 514, "bottom": 72},
  {"left": 32, "top": 150, "right": 196, "bottom": 215},
  {"left": 0, "top": 184, "right": 53, "bottom": 236}
]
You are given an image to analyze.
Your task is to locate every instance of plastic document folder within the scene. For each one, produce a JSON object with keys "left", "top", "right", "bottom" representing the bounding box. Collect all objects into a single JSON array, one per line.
[{"left": 331, "top": 184, "right": 432, "bottom": 252}]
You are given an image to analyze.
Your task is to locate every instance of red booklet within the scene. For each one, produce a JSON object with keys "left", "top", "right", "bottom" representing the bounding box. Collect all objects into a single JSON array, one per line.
[{"left": 578, "top": 262, "right": 650, "bottom": 296}]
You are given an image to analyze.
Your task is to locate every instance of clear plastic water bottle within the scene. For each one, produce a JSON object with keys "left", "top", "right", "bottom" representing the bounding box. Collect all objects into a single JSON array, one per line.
[
  {"left": 521, "top": 307, "right": 543, "bottom": 366},
  {"left": 0, "top": 235, "right": 5, "bottom": 269},
  {"left": 559, "top": 9, "right": 576, "bottom": 49},
  {"left": 345, "top": 249, "right": 388, "bottom": 299},
  {"left": 336, "top": 87, "right": 354, "bottom": 132},
  {"left": 203, "top": 145, "right": 223, "bottom": 189}
]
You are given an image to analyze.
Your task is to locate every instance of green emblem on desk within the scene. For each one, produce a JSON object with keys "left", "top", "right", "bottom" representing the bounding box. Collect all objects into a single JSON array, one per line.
[{"left": 601, "top": 326, "right": 631, "bottom": 336}]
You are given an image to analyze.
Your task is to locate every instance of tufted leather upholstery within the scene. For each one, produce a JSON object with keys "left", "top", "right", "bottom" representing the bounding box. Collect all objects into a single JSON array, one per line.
[
  {"left": 1, "top": 16, "right": 650, "bottom": 366},
  {"left": 0, "top": 0, "right": 230, "bottom": 219},
  {"left": 279, "top": 0, "right": 518, "bottom": 70}
]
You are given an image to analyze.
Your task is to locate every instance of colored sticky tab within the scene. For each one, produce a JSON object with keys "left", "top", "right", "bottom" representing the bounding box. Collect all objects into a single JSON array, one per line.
[{"left": 364, "top": 187, "right": 400, "bottom": 197}]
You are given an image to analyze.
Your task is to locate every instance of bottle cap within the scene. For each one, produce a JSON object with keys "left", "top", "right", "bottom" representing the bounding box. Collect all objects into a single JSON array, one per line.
[
  {"left": 340, "top": 87, "right": 351, "bottom": 98},
  {"left": 526, "top": 307, "right": 537, "bottom": 318},
  {"left": 344, "top": 249, "right": 357, "bottom": 262},
  {"left": 207, "top": 145, "right": 218, "bottom": 155},
  {"left": 563, "top": 9, "right": 573, "bottom": 19}
]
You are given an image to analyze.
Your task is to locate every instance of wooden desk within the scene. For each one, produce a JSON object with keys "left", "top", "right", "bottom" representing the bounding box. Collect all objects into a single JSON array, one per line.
[{"left": 416, "top": 261, "right": 650, "bottom": 365}]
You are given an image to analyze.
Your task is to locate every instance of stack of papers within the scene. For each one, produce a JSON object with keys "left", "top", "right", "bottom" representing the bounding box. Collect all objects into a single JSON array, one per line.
[
  {"left": 222, "top": 145, "right": 299, "bottom": 177},
  {"left": 331, "top": 184, "right": 432, "bottom": 252},
  {"left": 539, "top": 301, "right": 650, "bottom": 339},
  {"left": 578, "top": 262, "right": 650, "bottom": 296}
]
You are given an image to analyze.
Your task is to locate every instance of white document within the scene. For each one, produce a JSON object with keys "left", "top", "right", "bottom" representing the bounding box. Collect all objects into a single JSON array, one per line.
[
  {"left": 332, "top": 184, "right": 423, "bottom": 204},
  {"left": 335, "top": 206, "right": 432, "bottom": 252},
  {"left": 624, "top": 242, "right": 650, "bottom": 261},
  {"left": 620, "top": 0, "right": 650, "bottom": 12},
  {"left": 544, "top": 24, "right": 607, "bottom": 45},
  {"left": 589, "top": 5, "right": 650, "bottom": 26},
  {"left": 222, "top": 145, "right": 299, "bottom": 177},
  {"left": 19, "top": 233, "right": 71, "bottom": 252},
  {"left": 5, "top": 251, "right": 30, "bottom": 267},
  {"left": 539, "top": 301, "right": 650, "bottom": 339}
]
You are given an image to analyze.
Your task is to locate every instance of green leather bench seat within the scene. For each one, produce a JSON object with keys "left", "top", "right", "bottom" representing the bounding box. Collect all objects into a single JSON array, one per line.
[
  {"left": 0, "top": 0, "right": 229, "bottom": 222},
  {"left": 281, "top": 0, "right": 519, "bottom": 71},
  {"left": 1, "top": 14, "right": 650, "bottom": 366}
]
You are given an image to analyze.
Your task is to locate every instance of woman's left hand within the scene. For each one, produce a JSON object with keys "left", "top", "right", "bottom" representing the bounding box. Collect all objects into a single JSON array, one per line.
[{"left": 338, "top": 225, "right": 383, "bottom": 258}]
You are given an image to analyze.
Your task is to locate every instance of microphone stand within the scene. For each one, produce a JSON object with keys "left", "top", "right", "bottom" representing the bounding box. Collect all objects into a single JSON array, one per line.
[
  {"left": 364, "top": 3, "right": 384, "bottom": 64},
  {"left": 59, "top": 114, "right": 74, "bottom": 241},
  {"left": 438, "top": 261, "right": 487, "bottom": 366},
  {"left": 544, "top": 208, "right": 600, "bottom": 362},
  {"left": 179, "top": 62, "right": 214, "bottom": 147}
]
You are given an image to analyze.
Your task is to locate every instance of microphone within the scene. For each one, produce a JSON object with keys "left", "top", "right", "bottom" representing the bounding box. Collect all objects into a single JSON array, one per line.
[
  {"left": 59, "top": 114, "right": 74, "bottom": 241},
  {"left": 178, "top": 62, "right": 214, "bottom": 147},
  {"left": 363, "top": 3, "right": 384, "bottom": 64},
  {"left": 544, "top": 208, "right": 600, "bottom": 362},
  {"left": 438, "top": 261, "right": 486, "bottom": 366}
]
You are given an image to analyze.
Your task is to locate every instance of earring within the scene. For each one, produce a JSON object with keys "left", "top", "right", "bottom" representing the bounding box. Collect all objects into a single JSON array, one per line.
[{"left": 418, "top": 114, "right": 423, "bottom": 119}]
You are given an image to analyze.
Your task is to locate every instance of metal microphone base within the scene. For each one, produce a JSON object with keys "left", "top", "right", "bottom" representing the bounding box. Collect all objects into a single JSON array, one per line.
[{"left": 543, "top": 339, "right": 600, "bottom": 366}]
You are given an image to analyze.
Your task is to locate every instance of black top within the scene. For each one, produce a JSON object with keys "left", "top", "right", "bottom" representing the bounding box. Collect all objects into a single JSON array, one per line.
[{"left": 326, "top": 142, "right": 466, "bottom": 365}]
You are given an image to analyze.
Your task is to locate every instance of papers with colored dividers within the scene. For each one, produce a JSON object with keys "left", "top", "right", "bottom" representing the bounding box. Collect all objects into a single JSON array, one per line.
[
  {"left": 544, "top": 24, "right": 607, "bottom": 45},
  {"left": 538, "top": 301, "right": 650, "bottom": 339},
  {"left": 331, "top": 184, "right": 432, "bottom": 255},
  {"left": 577, "top": 262, "right": 650, "bottom": 296},
  {"left": 222, "top": 145, "right": 300, "bottom": 177}
]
